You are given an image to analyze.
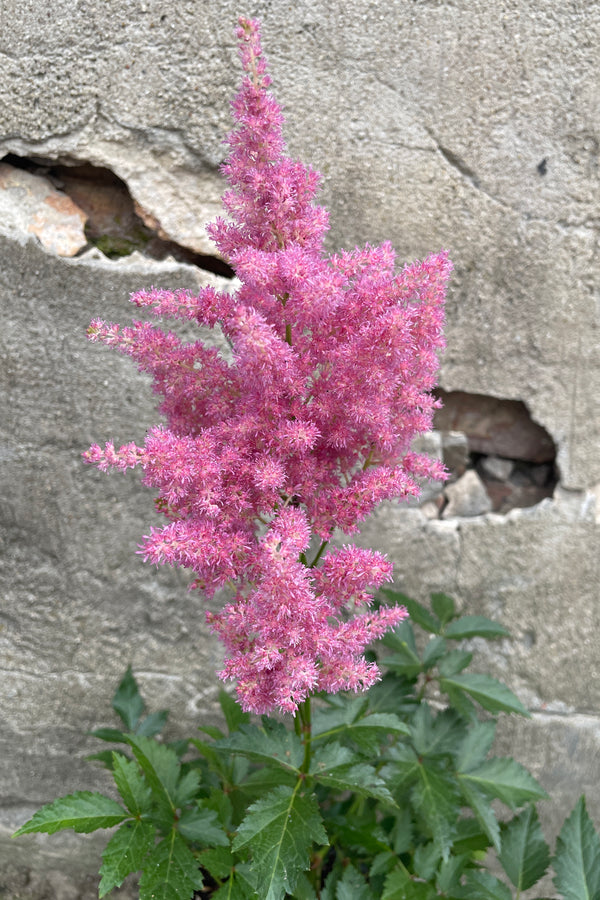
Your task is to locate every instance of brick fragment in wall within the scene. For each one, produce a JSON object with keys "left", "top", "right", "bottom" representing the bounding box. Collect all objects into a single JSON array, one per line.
[
  {"left": 442, "top": 469, "right": 493, "bottom": 518},
  {"left": 0, "top": 162, "right": 87, "bottom": 256}
]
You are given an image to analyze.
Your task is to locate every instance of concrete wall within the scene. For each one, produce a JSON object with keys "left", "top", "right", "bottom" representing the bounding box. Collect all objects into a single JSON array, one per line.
[{"left": 0, "top": 1, "right": 598, "bottom": 895}]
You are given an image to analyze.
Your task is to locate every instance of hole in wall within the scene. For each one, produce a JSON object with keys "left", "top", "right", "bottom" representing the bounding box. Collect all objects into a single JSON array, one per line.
[
  {"left": 429, "top": 389, "right": 558, "bottom": 517},
  {"left": 0, "top": 153, "right": 235, "bottom": 278}
]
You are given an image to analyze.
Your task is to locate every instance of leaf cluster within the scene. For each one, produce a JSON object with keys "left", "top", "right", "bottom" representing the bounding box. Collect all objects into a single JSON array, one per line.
[{"left": 14, "top": 597, "right": 600, "bottom": 900}]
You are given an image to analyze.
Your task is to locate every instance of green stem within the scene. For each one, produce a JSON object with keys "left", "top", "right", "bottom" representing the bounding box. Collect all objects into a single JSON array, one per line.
[
  {"left": 309, "top": 540, "right": 329, "bottom": 569},
  {"left": 299, "top": 697, "right": 312, "bottom": 774}
]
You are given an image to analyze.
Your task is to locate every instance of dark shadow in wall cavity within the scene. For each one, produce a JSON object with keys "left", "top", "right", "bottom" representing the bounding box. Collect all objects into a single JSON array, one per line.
[
  {"left": 1, "top": 153, "right": 235, "bottom": 279},
  {"left": 433, "top": 389, "right": 558, "bottom": 515}
]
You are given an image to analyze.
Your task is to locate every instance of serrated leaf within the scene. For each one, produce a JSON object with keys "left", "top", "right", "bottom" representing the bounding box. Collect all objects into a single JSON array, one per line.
[
  {"left": 177, "top": 805, "right": 229, "bottom": 846},
  {"left": 336, "top": 863, "right": 375, "bottom": 900},
  {"left": 112, "top": 752, "right": 152, "bottom": 816},
  {"left": 138, "top": 830, "right": 204, "bottom": 900},
  {"left": 98, "top": 819, "right": 155, "bottom": 897},
  {"left": 422, "top": 636, "right": 447, "bottom": 670},
  {"left": 173, "top": 769, "right": 201, "bottom": 808},
  {"left": 437, "top": 853, "right": 470, "bottom": 892},
  {"left": 381, "top": 622, "right": 422, "bottom": 678},
  {"left": 113, "top": 667, "right": 145, "bottom": 731},
  {"left": 437, "top": 649, "right": 473, "bottom": 678},
  {"left": 211, "top": 865, "right": 258, "bottom": 900},
  {"left": 444, "top": 616, "right": 510, "bottom": 640},
  {"left": 291, "top": 871, "right": 318, "bottom": 899},
  {"left": 126, "top": 734, "right": 180, "bottom": 819},
  {"left": 310, "top": 743, "right": 396, "bottom": 805},
  {"left": 430, "top": 593, "right": 456, "bottom": 626},
  {"left": 382, "top": 866, "right": 437, "bottom": 900},
  {"left": 136, "top": 710, "right": 169, "bottom": 738},
  {"left": 218, "top": 721, "right": 304, "bottom": 773},
  {"left": 454, "top": 721, "right": 496, "bottom": 773},
  {"left": 13, "top": 792, "right": 128, "bottom": 836},
  {"left": 443, "top": 683, "right": 479, "bottom": 721},
  {"left": 313, "top": 709, "right": 409, "bottom": 753},
  {"left": 382, "top": 744, "right": 420, "bottom": 793},
  {"left": 87, "top": 749, "right": 123, "bottom": 769},
  {"left": 461, "top": 870, "right": 513, "bottom": 900},
  {"left": 233, "top": 785, "right": 327, "bottom": 900},
  {"left": 329, "top": 818, "right": 391, "bottom": 855},
  {"left": 411, "top": 705, "right": 466, "bottom": 758},
  {"left": 198, "top": 845, "right": 234, "bottom": 880},
  {"left": 385, "top": 594, "right": 441, "bottom": 634},
  {"left": 413, "top": 841, "right": 441, "bottom": 879},
  {"left": 240, "top": 765, "right": 299, "bottom": 797},
  {"left": 499, "top": 805, "right": 550, "bottom": 891},
  {"left": 553, "top": 796, "right": 600, "bottom": 900},
  {"left": 439, "top": 673, "right": 529, "bottom": 717},
  {"left": 459, "top": 756, "right": 548, "bottom": 808},
  {"left": 458, "top": 781, "right": 501, "bottom": 853},
  {"left": 90, "top": 727, "right": 128, "bottom": 743},
  {"left": 219, "top": 689, "right": 251, "bottom": 734},
  {"left": 411, "top": 762, "right": 460, "bottom": 860}
]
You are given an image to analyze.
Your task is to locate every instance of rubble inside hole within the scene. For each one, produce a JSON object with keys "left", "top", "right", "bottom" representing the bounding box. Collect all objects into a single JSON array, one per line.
[
  {"left": 423, "top": 390, "right": 559, "bottom": 517},
  {"left": 0, "top": 153, "right": 234, "bottom": 277}
]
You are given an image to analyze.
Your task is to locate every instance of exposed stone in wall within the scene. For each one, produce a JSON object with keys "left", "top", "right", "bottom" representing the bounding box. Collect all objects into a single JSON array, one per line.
[{"left": 0, "top": 155, "right": 234, "bottom": 277}]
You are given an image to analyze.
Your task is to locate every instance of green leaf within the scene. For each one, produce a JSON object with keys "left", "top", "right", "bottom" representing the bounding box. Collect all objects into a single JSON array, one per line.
[
  {"left": 459, "top": 757, "right": 548, "bottom": 808},
  {"left": 13, "top": 792, "right": 128, "bottom": 836},
  {"left": 437, "top": 853, "right": 470, "bottom": 892},
  {"left": 382, "top": 867, "right": 437, "bottom": 900},
  {"left": 422, "top": 636, "right": 447, "bottom": 670},
  {"left": 290, "top": 871, "right": 318, "bottom": 899},
  {"left": 233, "top": 785, "right": 327, "bottom": 900},
  {"left": 439, "top": 673, "right": 530, "bottom": 717},
  {"left": 313, "top": 707, "right": 409, "bottom": 752},
  {"left": 430, "top": 593, "right": 456, "bottom": 627},
  {"left": 499, "top": 805, "right": 550, "bottom": 891},
  {"left": 454, "top": 721, "right": 496, "bottom": 773},
  {"left": 444, "top": 616, "right": 510, "bottom": 640},
  {"left": 553, "top": 796, "right": 600, "bottom": 900},
  {"left": 310, "top": 742, "right": 396, "bottom": 805},
  {"left": 198, "top": 845, "right": 234, "bottom": 880},
  {"left": 413, "top": 841, "right": 441, "bottom": 879},
  {"left": 411, "top": 762, "right": 460, "bottom": 860},
  {"left": 381, "top": 622, "right": 422, "bottom": 678},
  {"left": 98, "top": 819, "right": 155, "bottom": 897},
  {"left": 173, "top": 769, "right": 201, "bottom": 808},
  {"left": 137, "top": 710, "right": 169, "bottom": 737},
  {"left": 177, "top": 805, "right": 229, "bottom": 846},
  {"left": 437, "top": 649, "right": 473, "bottom": 678},
  {"left": 219, "top": 689, "right": 251, "bottom": 733},
  {"left": 336, "top": 864, "right": 375, "bottom": 900},
  {"left": 211, "top": 865, "right": 258, "bottom": 900},
  {"left": 218, "top": 720, "right": 304, "bottom": 773},
  {"left": 138, "top": 830, "right": 204, "bottom": 900},
  {"left": 382, "top": 744, "right": 421, "bottom": 793},
  {"left": 112, "top": 752, "right": 152, "bottom": 816},
  {"left": 390, "top": 595, "right": 441, "bottom": 635},
  {"left": 90, "top": 727, "right": 128, "bottom": 743},
  {"left": 240, "top": 766, "right": 299, "bottom": 797},
  {"left": 126, "top": 735, "right": 180, "bottom": 820},
  {"left": 458, "top": 781, "right": 501, "bottom": 853},
  {"left": 411, "top": 705, "right": 467, "bottom": 759},
  {"left": 112, "top": 667, "right": 145, "bottom": 731},
  {"left": 461, "top": 870, "right": 513, "bottom": 900}
]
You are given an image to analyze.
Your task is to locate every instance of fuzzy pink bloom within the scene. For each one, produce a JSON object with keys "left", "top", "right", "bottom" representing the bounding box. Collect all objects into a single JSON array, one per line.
[{"left": 84, "top": 16, "right": 451, "bottom": 714}]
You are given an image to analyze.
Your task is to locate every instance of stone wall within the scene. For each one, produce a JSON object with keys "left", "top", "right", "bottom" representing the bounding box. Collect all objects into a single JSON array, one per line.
[{"left": 0, "top": 1, "right": 598, "bottom": 896}]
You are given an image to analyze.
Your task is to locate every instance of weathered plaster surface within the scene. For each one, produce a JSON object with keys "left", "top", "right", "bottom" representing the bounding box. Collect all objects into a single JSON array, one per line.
[{"left": 0, "top": 1, "right": 598, "bottom": 895}]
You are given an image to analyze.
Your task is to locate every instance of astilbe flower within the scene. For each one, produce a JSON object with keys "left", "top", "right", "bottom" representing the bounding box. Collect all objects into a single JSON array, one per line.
[{"left": 84, "top": 17, "right": 452, "bottom": 714}]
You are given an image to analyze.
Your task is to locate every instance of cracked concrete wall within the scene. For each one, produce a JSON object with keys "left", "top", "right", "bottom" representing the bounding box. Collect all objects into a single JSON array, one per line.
[{"left": 0, "top": 1, "right": 599, "bottom": 895}]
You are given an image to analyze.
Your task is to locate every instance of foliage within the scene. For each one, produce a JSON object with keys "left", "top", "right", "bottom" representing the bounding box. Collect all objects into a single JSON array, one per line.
[{"left": 14, "top": 594, "right": 599, "bottom": 899}]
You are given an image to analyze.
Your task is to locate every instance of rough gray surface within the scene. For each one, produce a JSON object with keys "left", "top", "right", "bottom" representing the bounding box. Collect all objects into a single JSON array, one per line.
[{"left": 0, "top": 0, "right": 599, "bottom": 896}]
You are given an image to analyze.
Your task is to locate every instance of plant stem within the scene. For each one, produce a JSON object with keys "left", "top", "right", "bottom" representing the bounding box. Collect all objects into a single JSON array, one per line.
[{"left": 299, "top": 697, "right": 312, "bottom": 774}]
